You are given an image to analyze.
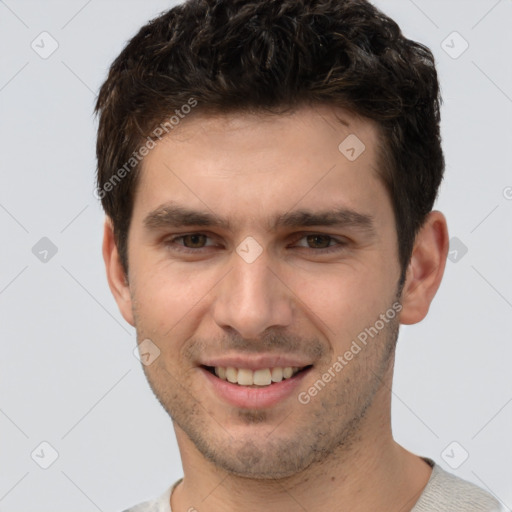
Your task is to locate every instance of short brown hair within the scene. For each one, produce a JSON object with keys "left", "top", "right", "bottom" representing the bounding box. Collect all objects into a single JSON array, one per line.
[{"left": 95, "top": 0, "right": 444, "bottom": 285}]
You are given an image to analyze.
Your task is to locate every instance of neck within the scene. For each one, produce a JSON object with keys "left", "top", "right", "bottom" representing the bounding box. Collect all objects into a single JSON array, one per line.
[{"left": 171, "top": 386, "right": 432, "bottom": 512}]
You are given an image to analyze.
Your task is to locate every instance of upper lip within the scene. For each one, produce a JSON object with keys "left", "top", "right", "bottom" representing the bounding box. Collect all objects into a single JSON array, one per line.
[{"left": 200, "top": 355, "right": 313, "bottom": 371}]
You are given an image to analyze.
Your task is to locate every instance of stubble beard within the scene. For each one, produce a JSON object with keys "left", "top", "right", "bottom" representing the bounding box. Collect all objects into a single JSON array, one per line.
[{"left": 136, "top": 307, "right": 400, "bottom": 481}]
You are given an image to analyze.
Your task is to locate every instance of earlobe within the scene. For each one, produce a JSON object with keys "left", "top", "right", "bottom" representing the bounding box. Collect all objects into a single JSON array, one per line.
[
  {"left": 102, "top": 217, "right": 135, "bottom": 327},
  {"left": 399, "top": 211, "right": 449, "bottom": 325}
]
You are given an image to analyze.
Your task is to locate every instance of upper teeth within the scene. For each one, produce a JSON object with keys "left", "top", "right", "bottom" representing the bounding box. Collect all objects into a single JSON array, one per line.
[{"left": 214, "top": 366, "right": 301, "bottom": 386}]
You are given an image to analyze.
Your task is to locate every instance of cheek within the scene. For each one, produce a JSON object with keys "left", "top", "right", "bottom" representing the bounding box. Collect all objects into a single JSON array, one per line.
[
  {"left": 130, "top": 236, "right": 398, "bottom": 340},
  {"left": 131, "top": 262, "right": 201, "bottom": 332},
  {"left": 286, "top": 263, "right": 387, "bottom": 335}
]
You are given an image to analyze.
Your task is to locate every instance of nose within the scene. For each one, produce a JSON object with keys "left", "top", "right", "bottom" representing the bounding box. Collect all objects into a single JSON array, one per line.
[{"left": 212, "top": 248, "right": 294, "bottom": 340}]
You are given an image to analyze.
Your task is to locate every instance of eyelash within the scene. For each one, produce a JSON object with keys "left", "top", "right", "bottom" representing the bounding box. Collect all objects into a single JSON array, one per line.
[{"left": 164, "top": 232, "right": 348, "bottom": 255}]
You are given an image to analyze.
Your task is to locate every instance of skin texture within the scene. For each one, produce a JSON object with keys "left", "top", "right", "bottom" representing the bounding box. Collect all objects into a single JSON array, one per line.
[{"left": 103, "top": 105, "right": 449, "bottom": 512}]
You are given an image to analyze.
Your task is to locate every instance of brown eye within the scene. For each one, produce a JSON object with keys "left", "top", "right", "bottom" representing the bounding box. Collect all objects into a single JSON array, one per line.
[
  {"left": 292, "top": 233, "right": 348, "bottom": 254},
  {"left": 305, "top": 234, "right": 333, "bottom": 249},
  {"left": 164, "top": 233, "right": 217, "bottom": 253},
  {"left": 180, "top": 234, "right": 208, "bottom": 248}
]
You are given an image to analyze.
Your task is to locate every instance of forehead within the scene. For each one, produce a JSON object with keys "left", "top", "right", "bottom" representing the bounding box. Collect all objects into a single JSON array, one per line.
[
  {"left": 133, "top": 104, "right": 387, "bottom": 226},
  {"left": 150, "top": 104, "right": 380, "bottom": 160}
]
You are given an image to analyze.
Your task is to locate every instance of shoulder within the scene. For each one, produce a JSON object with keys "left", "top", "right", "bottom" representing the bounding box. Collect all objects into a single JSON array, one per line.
[
  {"left": 119, "top": 480, "right": 180, "bottom": 512},
  {"left": 413, "top": 460, "right": 504, "bottom": 512}
]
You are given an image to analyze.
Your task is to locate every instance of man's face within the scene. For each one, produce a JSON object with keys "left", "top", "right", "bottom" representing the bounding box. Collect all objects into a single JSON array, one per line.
[{"left": 123, "top": 105, "right": 403, "bottom": 478}]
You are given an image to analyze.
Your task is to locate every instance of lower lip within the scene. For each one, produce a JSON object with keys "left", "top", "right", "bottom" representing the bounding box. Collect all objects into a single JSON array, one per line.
[{"left": 200, "top": 367, "right": 312, "bottom": 409}]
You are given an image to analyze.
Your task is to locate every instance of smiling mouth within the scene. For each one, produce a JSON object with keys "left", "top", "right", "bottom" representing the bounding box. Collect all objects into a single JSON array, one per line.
[{"left": 201, "top": 365, "right": 313, "bottom": 387}]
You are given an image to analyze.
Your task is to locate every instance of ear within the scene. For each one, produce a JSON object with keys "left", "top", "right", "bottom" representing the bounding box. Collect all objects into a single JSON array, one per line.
[
  {"left": 102, "top": 217, "right": 135, "bottom": 327},
  {"left": 399, "top": 210, "right": 449, "bottom": 325}
]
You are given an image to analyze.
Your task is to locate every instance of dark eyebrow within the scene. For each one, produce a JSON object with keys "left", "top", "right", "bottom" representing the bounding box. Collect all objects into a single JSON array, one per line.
[
  {"left": 269, "top": 208, "right": 375, "bottom": 235},
  {"left": 144, "top": 203, "right": 232, "bottom": 231},
  {"left": 143, "top": 201, "right": 376, "bottom": 236}
]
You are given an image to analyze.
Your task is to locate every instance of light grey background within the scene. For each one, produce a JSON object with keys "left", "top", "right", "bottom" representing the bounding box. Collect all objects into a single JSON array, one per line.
[{"left": 0, "top": 0, "right": 511, "bottom": 510}]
